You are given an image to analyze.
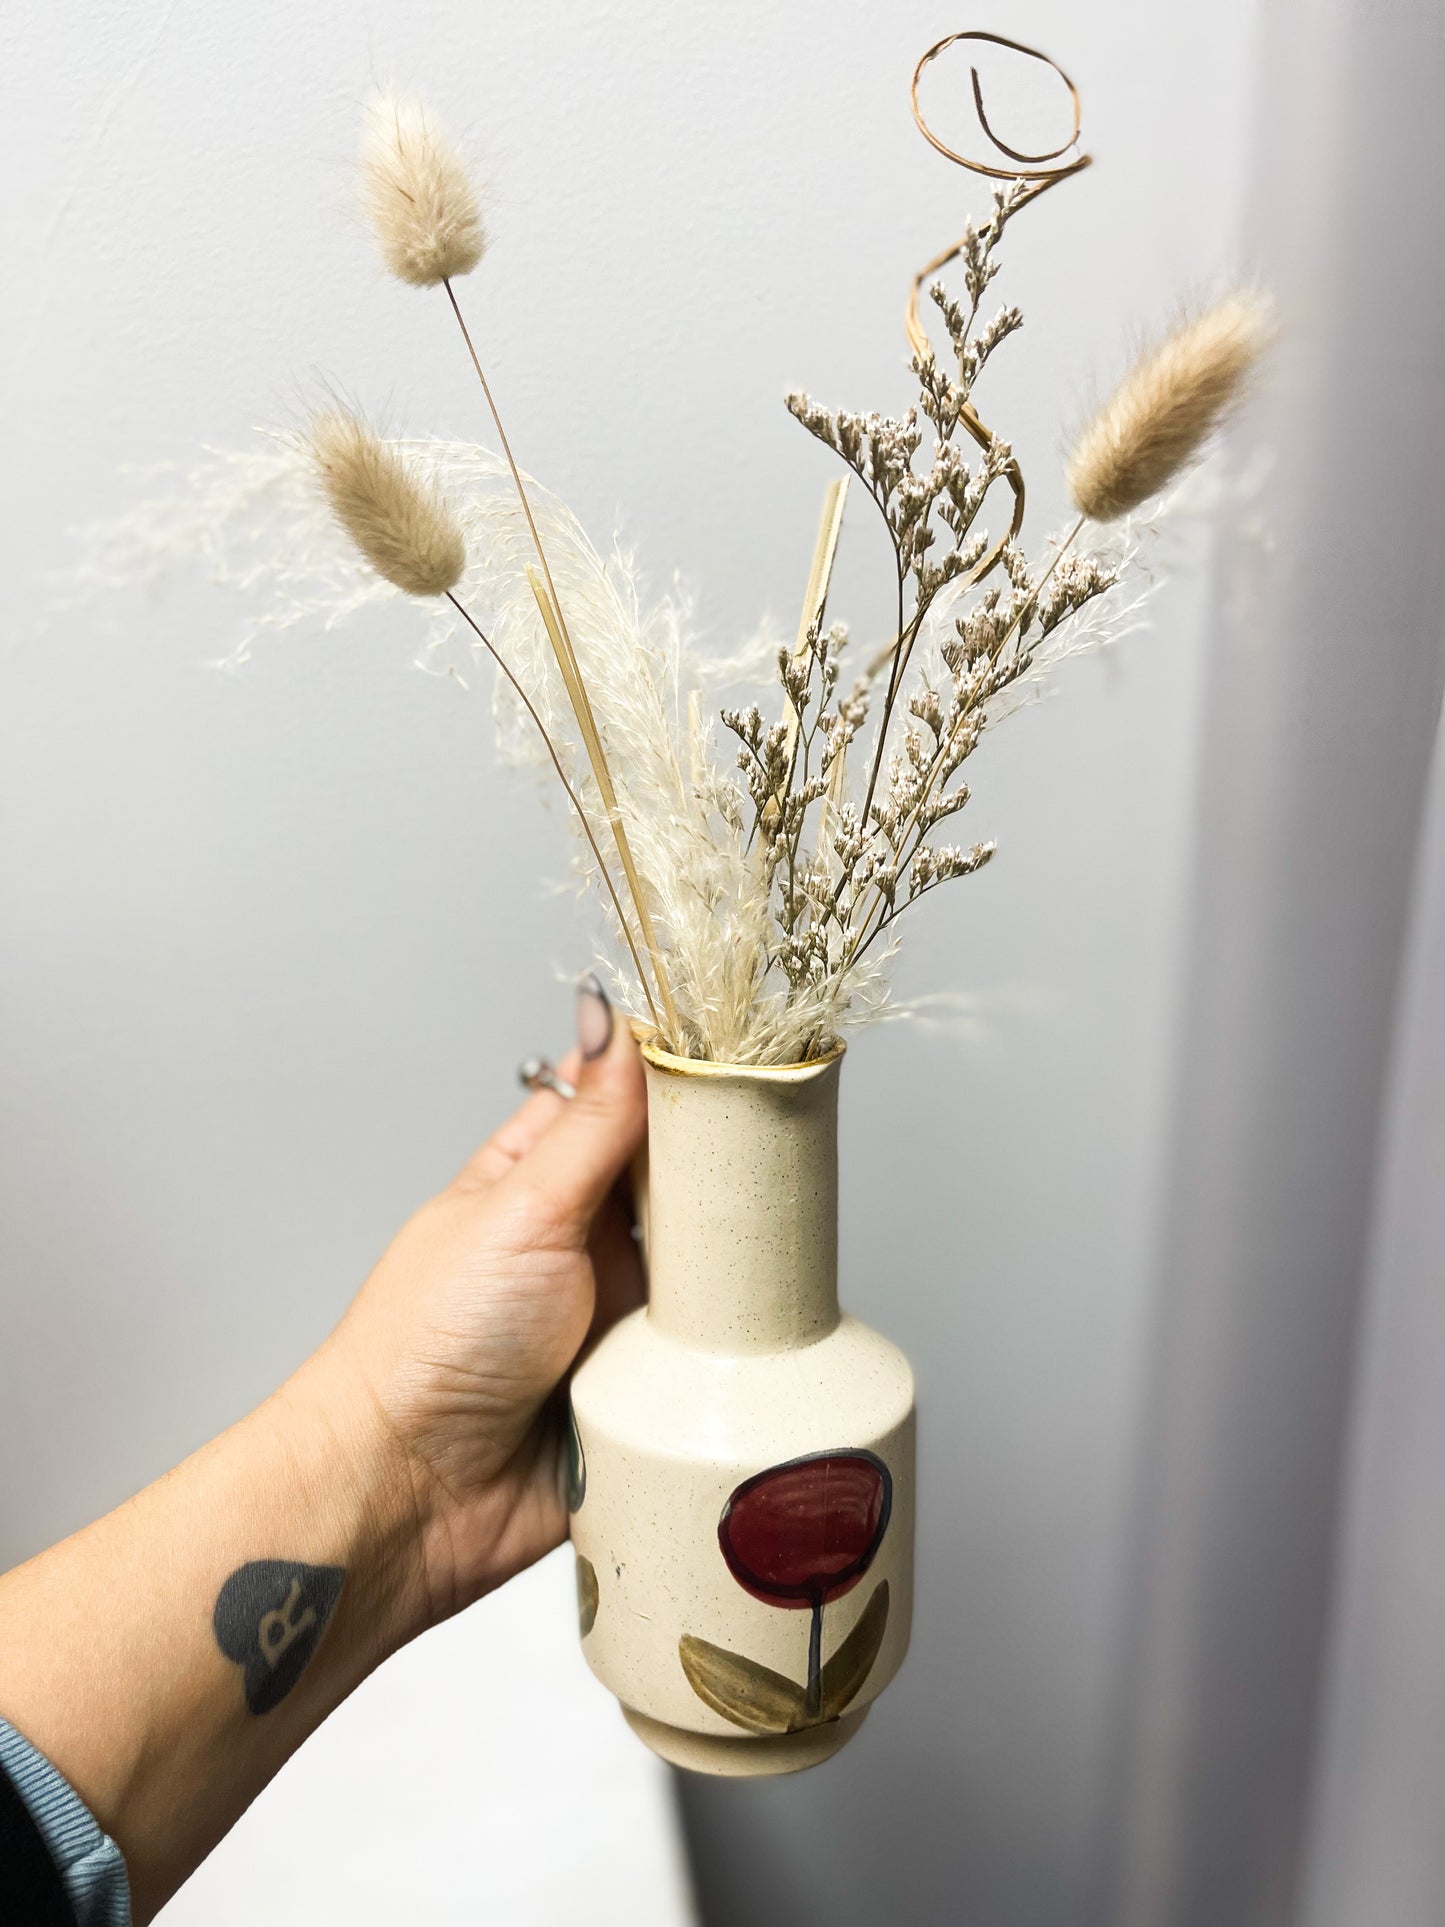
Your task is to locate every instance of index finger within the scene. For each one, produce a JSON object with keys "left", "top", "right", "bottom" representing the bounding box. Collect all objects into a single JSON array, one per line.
[{"left": 453, "top": 1048, "right": 585, "bottom": 1190}]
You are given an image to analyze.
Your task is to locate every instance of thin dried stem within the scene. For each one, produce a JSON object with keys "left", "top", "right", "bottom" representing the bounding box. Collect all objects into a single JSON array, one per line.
[
  {"left": 858, "top": 553, "right": 910, "bottom": 831},
  {"left": 525, "top": 565, "right": 676, "bottom": 1031},
  {"left": 759, "top": 477, "right": 849, "bottom": 852},
  {"left": 445, "top": 591, "right": 661, "bottom": 1028},
  {"left": 441, "top": 277, "right": 679, "bottom": 1037},
  {"left": 782, "top": 478, "right": 849, "bottom": 762}
]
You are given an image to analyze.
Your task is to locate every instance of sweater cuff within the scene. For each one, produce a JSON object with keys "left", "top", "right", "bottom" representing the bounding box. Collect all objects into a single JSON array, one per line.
[{"left": 0, "top": 1719, "right": 131, "bottom": 1927}]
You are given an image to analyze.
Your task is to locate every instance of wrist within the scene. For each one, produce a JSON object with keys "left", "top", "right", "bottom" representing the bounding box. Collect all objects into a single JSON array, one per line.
[{"left": 274, "top": 1350, "right": 434, "bottom": 1661}]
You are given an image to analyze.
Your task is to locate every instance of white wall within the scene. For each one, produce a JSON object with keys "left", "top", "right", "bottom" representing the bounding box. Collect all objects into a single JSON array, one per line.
[{"left": 0, "top": 4, "right": 1255, "bottom": 1922}]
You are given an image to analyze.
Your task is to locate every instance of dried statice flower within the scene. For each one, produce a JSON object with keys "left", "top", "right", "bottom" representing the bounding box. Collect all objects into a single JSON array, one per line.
[
  {"left": 1067, "top": 292, "right": 1272, "bottom": 521},
  {"left": 767, "top": 175, "right": 1141, "bottom": 1042},
  {"left": 360, "top": 93, "right": 486, "bottom": 288},
  {"left": 308, "top": 411, "right": 465, "bottom": 596}
]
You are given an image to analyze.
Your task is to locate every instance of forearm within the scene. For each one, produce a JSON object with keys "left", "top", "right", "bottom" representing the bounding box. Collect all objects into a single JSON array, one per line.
[
  {"left": 0, "top": 993, "right": 641, "bottom": 1920},
  {"left": 0, "top": 1351, "right": 426, "bottom": 1923}
]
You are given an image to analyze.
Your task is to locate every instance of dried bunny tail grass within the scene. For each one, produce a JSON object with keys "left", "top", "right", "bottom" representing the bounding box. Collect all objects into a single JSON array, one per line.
[
  {"left": 309, "top": 411, "right": 466, "bottom": 597},
  {"left": 360, "top": 92, "right": 485, "bottom": 287},
  {"left": 1067, "top": 291, "right": 1273, "bottom": 522}
]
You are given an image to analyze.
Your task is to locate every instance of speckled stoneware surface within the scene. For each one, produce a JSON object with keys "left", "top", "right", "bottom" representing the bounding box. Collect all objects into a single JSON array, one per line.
[{"left": 568, "top": 1039, "right": 915, "bottom": 1777}]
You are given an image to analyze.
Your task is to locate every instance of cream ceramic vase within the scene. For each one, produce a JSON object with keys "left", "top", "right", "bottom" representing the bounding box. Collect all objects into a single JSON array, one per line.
[{"left": 567, "top": 1036, "right": 916, "bottom": 1777}]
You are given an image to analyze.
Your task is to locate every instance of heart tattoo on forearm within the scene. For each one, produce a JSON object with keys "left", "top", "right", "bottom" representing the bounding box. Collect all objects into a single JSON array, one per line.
[{"left": 213, "top": 1560, "right": 345, "bottom": 1714}]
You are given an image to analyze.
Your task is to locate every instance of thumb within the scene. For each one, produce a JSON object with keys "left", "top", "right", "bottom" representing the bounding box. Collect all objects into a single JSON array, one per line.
[{"left": 513, "top": 975, "right": 646, "bottom": 1234}]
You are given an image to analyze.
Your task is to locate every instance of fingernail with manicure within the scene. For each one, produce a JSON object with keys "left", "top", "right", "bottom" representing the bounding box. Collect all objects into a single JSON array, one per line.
[{"left": 577, "top": 973, "right": 613, "bottom": 1060}]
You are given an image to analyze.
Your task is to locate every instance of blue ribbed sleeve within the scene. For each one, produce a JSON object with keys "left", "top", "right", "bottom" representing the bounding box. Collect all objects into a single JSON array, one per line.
[{"left": 0, "top": 1719, "right": 131, "bottom": 1927}]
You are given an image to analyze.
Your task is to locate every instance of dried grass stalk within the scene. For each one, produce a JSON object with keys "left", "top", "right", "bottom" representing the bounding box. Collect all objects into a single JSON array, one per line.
[
  {"left": 765, "top": 477, "right": 849, "bottom": 843},
  {"left": 360, "top": 93, "right": 486, "bottom": 288},
  {"left": 525, "top": 564, "right": 679, "bottom": 1035},
  {"left": 1067, "top": 292, "right": 1272, "bottom": 521},
  {"left": 783, "top": 478, "right": 849, "bottom": 755}
]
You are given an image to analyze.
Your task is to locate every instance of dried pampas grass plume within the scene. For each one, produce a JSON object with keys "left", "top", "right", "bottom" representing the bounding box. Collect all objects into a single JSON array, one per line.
[
  {"left": 1067, "top": 292, "right": 1272, "bottom": 521},
  {"left": 309, "top": 411, "right": 466, "bottom": 596},
  {"left": 360, "top": 92, "right": 485, "bottom": 287}
]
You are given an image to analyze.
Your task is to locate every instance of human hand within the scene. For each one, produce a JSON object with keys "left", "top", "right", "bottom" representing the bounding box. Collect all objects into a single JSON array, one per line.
[
  {"left": 0, "top": 974, "right": 646, "bottom": 1921},
  {"left": 306, "top": 974, "right": 646, "bottom": 1634}
]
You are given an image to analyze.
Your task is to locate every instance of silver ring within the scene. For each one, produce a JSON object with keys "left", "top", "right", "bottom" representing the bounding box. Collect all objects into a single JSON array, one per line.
[{"left": 518, "top": 1057, "right": 576, "bottom": 1101}]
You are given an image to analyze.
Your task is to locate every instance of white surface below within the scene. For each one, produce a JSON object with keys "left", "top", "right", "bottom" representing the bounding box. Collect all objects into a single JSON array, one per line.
[{"left": 159, "top": 1547, "right": 696, "bottom": 1926}]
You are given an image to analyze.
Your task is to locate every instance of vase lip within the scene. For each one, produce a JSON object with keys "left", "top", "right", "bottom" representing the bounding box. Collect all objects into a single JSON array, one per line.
[{"left": 633, "top": 1026, "right": 846, "bottom": 1084}]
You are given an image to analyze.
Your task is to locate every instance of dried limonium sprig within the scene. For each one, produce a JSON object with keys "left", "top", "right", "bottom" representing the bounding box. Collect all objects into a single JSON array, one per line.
[
  {"left": 87, "top": 40, "right": 1271, "bottom": 1067},
  {"left": 741, "top": 44, "right": 1271, "bottom": 1046}
]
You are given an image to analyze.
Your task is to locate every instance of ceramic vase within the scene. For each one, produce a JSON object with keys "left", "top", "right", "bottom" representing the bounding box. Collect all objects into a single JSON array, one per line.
[{"left": 567, "top": 1036, "right": 916, "bottom": 1777}]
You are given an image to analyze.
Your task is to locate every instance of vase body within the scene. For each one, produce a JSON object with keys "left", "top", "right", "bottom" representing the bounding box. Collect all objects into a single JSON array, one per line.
[{"left": 568, "top": 1038, "right": 915, "bottom": 1777}]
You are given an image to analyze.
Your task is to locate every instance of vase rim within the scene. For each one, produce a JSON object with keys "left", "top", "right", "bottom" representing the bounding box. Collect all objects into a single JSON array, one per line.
[{"left": 633, "top": 1027, "right": 846, "bottom": 1083}]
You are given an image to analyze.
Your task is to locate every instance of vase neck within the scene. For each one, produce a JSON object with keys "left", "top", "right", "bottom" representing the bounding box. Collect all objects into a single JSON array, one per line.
[{"left": 639, "top": 1048, "right": 842, "bottom": 1355}]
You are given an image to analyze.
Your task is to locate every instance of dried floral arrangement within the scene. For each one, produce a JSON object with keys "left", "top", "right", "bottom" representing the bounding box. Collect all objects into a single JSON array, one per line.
[{"left": 89, "top": 33, "right": 1269, "bottom": 1066}]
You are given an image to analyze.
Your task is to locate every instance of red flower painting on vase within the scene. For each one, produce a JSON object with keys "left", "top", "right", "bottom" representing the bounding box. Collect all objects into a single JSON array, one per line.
[{"left": 680, "top": 1448, "right": 893, "bottom": 1735}]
